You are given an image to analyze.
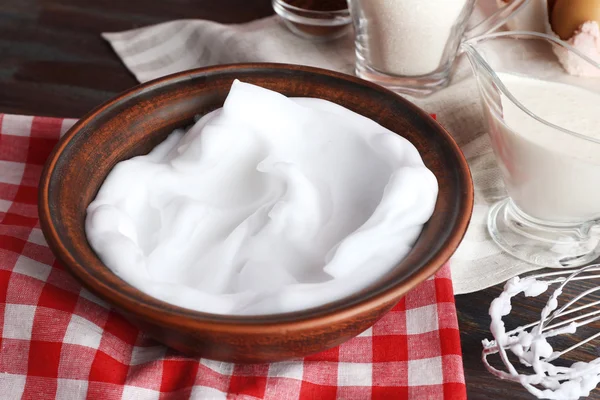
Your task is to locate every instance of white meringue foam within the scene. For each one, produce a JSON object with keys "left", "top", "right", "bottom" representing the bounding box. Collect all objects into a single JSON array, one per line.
[{"left": 85, "top": 80, "right": 438, "bottom": 315}]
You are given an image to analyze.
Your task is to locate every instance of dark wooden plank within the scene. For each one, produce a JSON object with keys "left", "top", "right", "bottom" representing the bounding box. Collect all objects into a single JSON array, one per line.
[
  {"left": 3, "top": 0, "right": 600, "bottom": 398},
  {"left": 0, "top": 0, "right": 273, "bottom": 117}
]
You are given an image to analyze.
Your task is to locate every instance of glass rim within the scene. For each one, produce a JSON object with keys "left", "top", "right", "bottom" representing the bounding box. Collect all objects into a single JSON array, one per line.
[
  {"left": 462, "top": 31, "right": 600, "bottom": 146},
  {"left": 272, "top": 0, "right": 351, "bottom": 24}
]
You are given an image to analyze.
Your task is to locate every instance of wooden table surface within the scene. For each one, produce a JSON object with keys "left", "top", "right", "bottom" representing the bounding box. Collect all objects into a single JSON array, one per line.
[{"left": 3, "top": 1, "right": 599, "bottom": 399}]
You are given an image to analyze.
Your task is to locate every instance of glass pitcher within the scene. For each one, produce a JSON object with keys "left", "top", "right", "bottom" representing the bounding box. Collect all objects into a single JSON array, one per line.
[
  {"left": 462, "top": 31, "right": 600, "bottom": 268},
  {"left": 347, "top": 0, "right": 530, "bottom": 96}
]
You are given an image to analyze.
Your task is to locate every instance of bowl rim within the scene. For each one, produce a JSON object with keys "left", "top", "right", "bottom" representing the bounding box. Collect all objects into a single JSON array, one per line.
[{"left": 39, "top": 63, "right": 473, "bottom": 333}]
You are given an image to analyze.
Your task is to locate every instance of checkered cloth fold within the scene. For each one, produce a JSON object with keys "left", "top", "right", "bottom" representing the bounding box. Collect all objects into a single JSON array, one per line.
[{"left": 0, "top": 114, "right": 466, "bottom": 399}]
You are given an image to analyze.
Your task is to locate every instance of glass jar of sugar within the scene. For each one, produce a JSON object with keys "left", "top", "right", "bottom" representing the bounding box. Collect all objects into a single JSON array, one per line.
[{"left": 347, "top": 0, "right": 529, "bottom": 96}]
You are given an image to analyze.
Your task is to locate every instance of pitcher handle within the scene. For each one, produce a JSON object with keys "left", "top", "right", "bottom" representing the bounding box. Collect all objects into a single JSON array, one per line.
[{"left": 464, "top": 0, "right": 531, "bottom": 40}]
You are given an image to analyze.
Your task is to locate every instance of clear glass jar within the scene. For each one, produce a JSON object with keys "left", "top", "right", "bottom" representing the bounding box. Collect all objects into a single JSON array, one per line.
[
  {"left": 272, "top": 0, "right": 352, "bottom": 41},
  {"left": 347, "top": 0, "right": 529, "bottom": 96}
]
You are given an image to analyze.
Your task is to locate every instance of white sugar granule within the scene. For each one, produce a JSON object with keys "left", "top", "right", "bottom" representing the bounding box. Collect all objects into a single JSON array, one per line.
[{"left": 358, "top": 0, "right": 470, "bottom": 76}]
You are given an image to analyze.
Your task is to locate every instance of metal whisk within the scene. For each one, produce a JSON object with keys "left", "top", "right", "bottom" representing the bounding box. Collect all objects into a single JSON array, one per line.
[{"left": 482, "top": 264, "right": 600, "bottom": 399}]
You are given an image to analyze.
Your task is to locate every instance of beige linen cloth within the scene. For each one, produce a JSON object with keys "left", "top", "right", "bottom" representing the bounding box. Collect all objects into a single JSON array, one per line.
[{"left": 102, "top": 6, "right": 544, "bottom": 295}]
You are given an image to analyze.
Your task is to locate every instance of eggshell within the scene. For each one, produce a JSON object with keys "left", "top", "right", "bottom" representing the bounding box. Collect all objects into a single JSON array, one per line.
[{"left": 551, "top": 0, "right": 600, "bottom": 40}]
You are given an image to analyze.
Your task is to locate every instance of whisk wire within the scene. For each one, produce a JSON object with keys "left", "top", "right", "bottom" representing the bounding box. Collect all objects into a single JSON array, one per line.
[
  {"left": 482, "top": 264, "right": 600, "bottom": 399},
  {"left": 508, "top": 300, "right": 600, "bottom": 335}
]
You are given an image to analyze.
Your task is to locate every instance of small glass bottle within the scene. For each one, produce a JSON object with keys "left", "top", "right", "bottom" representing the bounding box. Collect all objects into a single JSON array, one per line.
[{"left": 273, "top": 0, "right": 352, "bottom": 41}]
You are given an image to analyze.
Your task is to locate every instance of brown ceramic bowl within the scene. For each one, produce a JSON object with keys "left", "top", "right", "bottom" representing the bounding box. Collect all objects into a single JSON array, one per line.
[{"left": 39, "top": 64, "right": 473, "bottom": 363}]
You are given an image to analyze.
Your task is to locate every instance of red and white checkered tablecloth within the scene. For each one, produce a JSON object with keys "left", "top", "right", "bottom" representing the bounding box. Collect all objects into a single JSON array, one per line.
[{"left": 0, "top": 113, "right": 466, "bottom": 399}]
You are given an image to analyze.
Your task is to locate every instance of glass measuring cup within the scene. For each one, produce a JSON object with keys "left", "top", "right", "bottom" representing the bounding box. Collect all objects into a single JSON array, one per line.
[
  {"left": 462, "top": 31, "right": 600, "bottom": 268},
  {"left": 347, "top": 0, "right": 530, "bottom": 96}
]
